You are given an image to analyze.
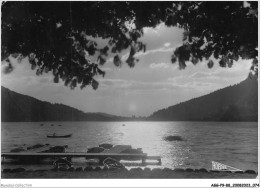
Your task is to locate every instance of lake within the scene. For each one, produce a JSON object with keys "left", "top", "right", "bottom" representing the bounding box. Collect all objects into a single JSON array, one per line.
[{"left": 1, "top": 121, "right": 258, "bottom": 171}]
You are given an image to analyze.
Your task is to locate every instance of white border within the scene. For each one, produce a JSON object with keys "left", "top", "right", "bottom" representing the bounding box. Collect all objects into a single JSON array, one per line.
[
  {"left": 1, "top": 179, "right": 259, "bottom": 188},
  {"left": 1, "top": 0, "right": 259, "bottom": 187}
]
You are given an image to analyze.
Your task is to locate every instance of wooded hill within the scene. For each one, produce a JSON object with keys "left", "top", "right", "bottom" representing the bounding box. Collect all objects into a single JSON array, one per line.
[
  {"left": 1, "top": 86, "right": 128, "bottom": 122},
  {"left": 149, "top": 77, "right": 258, "bottom": 121}
]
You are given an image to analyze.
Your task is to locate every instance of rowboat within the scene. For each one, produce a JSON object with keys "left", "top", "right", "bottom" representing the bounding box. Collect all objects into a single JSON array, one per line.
[
  {"left": 47, "top": 133, "right": 72, "bottom": 138},
  {"left": 103, "top": 157, "right": 124, "bottom": 169},
  {"left": 53, "top": 157, "right": 73, "bottom": 168}
]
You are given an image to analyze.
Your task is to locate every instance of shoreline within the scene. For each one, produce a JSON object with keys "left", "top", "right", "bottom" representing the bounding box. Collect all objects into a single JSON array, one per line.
[{"left": 2, "top": 167, "right": 257, "bottom": 179}]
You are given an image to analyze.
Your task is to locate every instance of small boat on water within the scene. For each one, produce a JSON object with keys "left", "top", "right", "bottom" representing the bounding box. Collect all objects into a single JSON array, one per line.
[{"left": 47, "top": 133, "right": 72, "bottom": 138}]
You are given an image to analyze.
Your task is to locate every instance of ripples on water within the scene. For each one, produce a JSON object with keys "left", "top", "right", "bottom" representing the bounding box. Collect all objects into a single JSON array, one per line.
[{"left": 1, "top": 121, "right": 258, "bottom": 171}]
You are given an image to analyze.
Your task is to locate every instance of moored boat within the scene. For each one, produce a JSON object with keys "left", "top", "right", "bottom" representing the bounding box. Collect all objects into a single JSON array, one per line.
[
  {"left": 47, "top": 133, "right": 72, "bottom": 138},
  {"left": 6, "top": 144, "right": 68, "bottom": 162},
  {"left": 103, "top": 157, "right": 124, "bottom": 169}
]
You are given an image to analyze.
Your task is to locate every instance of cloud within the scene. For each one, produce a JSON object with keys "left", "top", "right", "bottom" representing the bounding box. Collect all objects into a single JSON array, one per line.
[
  {"left": 164, "top": 42, "right": 171, "bottom": 47},
  {"left": 189, "top": 65, "right": 251, "bottom": 81},
  {"left": 143, "top": 23, "right": 165, "bottom": 36},
  {"left": 119, "top": 46, "right": 174, "bottom": 61},
  {"left": 189, "top": 72, "right": 214, "bottom": 79},
  {"left": 128, "top": 81, "right": 182, "bottom": 92},
  {"left": 150, "top": 62, "right": 169, "bottom": 69},
  {"left": 97, "top": 77, "right": 191, "bottom": 97},
  {"left": 137, "top": 46, "right": 174, "bottom": 57},
  {"left": 98, "top": 78, "right": 133, "bottom": 89}
]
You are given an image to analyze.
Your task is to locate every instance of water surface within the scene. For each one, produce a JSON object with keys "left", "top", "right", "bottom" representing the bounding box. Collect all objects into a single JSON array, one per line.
[{"left": 1, "top": 121, "right": 258, "bottom": 171}]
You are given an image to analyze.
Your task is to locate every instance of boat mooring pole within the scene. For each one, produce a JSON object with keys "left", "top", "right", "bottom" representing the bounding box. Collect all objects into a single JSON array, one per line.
[{"left": 142, "top": 157, "right": 145, "bottom": 164}]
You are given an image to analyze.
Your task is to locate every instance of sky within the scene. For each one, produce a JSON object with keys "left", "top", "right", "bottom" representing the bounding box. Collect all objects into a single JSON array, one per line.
[{"left": 1, "top": 24, "right": 252, "bottom": 117}]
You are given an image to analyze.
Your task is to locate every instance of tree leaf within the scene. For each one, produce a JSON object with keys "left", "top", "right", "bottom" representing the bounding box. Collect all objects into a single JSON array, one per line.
[
  {"left": 191, "top": 57, "right": 199, "bottom": 65},
  {"left": 113, "top": 55, "right": 122, "bottom": 67},
  {"left": 171, "top": 54, "right": 177, "bottom": 64},
  {"left": 219, "top": 59, "right": 226, "bottom": 67},
  {"left": 91, "top": 79, "right": 99, "bottom": 90},
  {"left": 98, "top": 55, "right": 106, "bottom": 65},
  {"left": 54, "top": 74, "right": 59, "bottom": 83},
  {"left": 126, "top": 56, "right": 135, "bottom": 68},
  {"left": 207, "top": 59, "right": 214, "bottom": 68},
  {"left": 178, "top": 59, "right": 186, "bottom": 70},
  {"left": 97, "top": 68, "right": 105, "bottom": 77},
  {"left": 3, "top": 61, "right": 14, "bottom": 74}
]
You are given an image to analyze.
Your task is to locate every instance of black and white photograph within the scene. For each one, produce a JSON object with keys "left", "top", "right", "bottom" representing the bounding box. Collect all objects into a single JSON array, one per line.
[{"left": 1, "top": 1, "right": 258, "bottom": 187}]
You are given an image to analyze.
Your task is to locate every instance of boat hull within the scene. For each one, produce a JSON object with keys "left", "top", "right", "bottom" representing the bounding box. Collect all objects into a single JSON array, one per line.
[{"left": 47, "top": 134, "right": 72, "bottom": 138}]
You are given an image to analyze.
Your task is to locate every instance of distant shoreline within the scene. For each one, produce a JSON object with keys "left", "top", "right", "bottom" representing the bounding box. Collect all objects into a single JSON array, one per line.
[{"left": 2, "top": 77, "right": 257, "bottom": 122}]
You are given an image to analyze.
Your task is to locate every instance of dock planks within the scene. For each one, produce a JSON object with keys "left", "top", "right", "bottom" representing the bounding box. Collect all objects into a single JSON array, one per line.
[
  {"left": 1, "top": 152, "right": 161, "bottom": 163},
  {"left": 2, "top": 152, "right": 147, "bottom": 158},
  {"left": 101, "top": 145, "right": 132, "bottom": 153}
]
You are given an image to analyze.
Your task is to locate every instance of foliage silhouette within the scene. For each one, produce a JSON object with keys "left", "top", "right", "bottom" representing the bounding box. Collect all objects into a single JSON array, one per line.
[{"left": 1, "top": 2, "right": 258, "bottom": 89}]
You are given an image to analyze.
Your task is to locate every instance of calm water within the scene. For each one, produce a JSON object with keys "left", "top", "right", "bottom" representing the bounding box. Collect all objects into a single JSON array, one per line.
[{"left": 1, "top": 121, "right": 258, "bottom": 171}]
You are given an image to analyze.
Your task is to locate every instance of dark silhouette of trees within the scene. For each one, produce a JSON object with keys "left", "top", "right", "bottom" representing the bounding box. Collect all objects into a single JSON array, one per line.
[
  {"left": 1, "top": 1, "right": 258, "bottom": 89},
  {"left": 149, "top": 76, "right": 258, "bottom": 121},
  {"left": 1, "top": 86, "right": 130, "bottom": 122}
]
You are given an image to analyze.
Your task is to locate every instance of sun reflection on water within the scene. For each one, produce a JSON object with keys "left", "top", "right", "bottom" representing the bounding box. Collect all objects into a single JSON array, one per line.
[{"left": 1, "top": 121, "right": 258, "bottom": 170}]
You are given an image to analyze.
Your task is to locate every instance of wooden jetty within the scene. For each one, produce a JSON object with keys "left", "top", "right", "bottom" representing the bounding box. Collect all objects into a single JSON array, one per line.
[{"left": 1, "top": 152, "right": 161, "bottom": 164}]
